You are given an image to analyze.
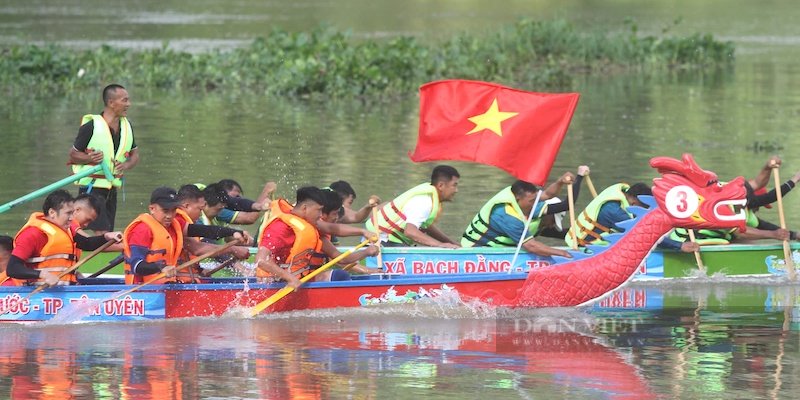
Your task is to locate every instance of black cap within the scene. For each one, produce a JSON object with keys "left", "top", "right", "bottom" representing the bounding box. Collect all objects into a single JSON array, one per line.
[{"left": 150, "top": 187, "right": 180, "bottom": 209}]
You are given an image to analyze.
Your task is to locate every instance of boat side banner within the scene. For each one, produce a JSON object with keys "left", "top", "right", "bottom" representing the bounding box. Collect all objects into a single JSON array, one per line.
[
  {"left": 364, "top": 252, "right": 650, "bottom": 276},
  {"left": 0, "top": 292, "right": 165, "bottom": 322}
]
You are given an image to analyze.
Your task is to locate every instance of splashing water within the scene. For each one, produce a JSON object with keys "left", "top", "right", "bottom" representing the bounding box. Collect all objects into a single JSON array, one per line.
[{"left": 42, "top": 297, "right": 104, "bottom": 325}]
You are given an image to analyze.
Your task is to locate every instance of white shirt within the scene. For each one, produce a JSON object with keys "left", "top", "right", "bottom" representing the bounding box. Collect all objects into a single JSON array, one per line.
[{"left": 379, "top": 194, "right": 433, "bottom": 242}]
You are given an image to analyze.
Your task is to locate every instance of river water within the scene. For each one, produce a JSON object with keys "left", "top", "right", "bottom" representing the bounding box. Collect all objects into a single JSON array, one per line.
[{"left": 1, "top": 0, "right": 800, "bottom": 398}]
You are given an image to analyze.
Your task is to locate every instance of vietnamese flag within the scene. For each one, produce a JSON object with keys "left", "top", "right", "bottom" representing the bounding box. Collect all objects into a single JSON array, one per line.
[{"left": 409, "top": 79, "right": 580, "bottom": 186}]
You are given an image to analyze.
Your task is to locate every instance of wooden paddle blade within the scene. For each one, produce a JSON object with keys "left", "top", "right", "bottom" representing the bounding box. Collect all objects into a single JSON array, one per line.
[
  {"left": 109, "top": 239, "right": 242, "bottom": 301},
  {"left": 248, "top": 286, "right": 294, "bottom": 317}
]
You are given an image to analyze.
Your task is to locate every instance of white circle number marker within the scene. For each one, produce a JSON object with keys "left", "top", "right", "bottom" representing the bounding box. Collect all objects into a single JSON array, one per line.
[{"left": 665, "top": 185, "right": 698, "bottom": 219}]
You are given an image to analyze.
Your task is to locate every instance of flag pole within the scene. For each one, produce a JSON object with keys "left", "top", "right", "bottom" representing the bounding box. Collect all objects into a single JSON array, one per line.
[{"left": 508, "top": 189, "right": 543, "bottom": 274}]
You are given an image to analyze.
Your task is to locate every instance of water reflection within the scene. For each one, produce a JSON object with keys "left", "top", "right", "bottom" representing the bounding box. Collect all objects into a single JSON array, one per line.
[{"left": 1, "top": 284, "right": 799, "bottom": 399}]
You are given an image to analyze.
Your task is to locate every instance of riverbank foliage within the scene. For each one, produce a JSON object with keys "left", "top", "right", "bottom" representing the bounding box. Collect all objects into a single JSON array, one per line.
[{"left": 0, "top": 19, "right": 734, "bottom": 97}]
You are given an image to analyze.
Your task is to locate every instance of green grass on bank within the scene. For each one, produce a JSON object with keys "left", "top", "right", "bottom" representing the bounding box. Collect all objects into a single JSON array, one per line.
[{"left": 0, "top": 19, "right": 734, "bottom": 97}]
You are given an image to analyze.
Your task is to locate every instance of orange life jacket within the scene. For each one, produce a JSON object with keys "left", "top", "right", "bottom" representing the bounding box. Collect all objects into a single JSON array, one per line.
[
  {"left": 256, "top": 200, "right": 324, "bottom": 279},
  {"left": 7, "top": 212, "right": 78, "bottom": 286},
  {"left": 123, "top": 213, "right": 184, "bottom": 284},
  {"left": 69, "top": 219, "right": 83, "bottom": 259},
  {"left": 173, "top": 208, "right": 202, "bottom": 283}
]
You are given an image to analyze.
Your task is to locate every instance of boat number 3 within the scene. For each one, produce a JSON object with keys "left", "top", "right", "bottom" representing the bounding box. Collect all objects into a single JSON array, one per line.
[{"left": 664, "top": 185, "right": 698, "bottom": 219}]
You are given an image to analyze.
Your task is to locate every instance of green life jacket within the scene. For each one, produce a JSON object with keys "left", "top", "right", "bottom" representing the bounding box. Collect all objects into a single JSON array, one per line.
[
  {"left": 669, "top": 208, "right": 760, "bottom": 245},
  {"left": 365, "top": 183, "right": 441, "bottom": 245},
  {"left": 565, "top": 183, "right": 630, "bottom": 248},
  {"left": 72, "top": 114, "right": 133, "bottom": 189},
  {"left": 461, "top": 186, "right": 546, "bottom": 247}
]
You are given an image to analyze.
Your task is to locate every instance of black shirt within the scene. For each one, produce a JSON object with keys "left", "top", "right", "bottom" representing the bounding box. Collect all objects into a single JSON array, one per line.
[{"left": 73, "top": 113, "right": 138, "bottom": 153}]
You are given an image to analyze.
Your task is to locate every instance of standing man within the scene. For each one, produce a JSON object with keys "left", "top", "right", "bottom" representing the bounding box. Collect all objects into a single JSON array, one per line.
[
  {"left": 69, "top": 84, "right": 140, "bottom": 234},
  {"left": 366, "top": 165, "right": 461, "bottom": 248}
]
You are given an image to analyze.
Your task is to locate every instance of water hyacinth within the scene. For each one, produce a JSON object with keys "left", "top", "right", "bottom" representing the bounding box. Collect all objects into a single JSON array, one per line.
[{"left": 0, "top": 19, "right": 734, "bottom": 97}]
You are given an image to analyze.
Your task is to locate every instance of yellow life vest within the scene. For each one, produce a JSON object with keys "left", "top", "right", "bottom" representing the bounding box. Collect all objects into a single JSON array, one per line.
[
  {"left": 461, "top": 186, "right": 546, "bottom": 247},
  {"left": 565, "top": 183, "right": 630, "bottom": 248},
  {"left": 365, "top": 183, "right": 441, "bottom": 245},
  {"left": 72, "top": 114, "right": 133, "bottom": 189}
]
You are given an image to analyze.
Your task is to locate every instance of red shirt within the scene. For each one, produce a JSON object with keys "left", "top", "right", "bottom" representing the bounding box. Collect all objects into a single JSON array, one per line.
[
  {"left": 258, "top": 219, "right": 295, "bottom": 264},
  {"left": 11, "top": 227, "right": 49, "bottom": 267},
  {"left": 173, "top": 213, "right": 190, "bottom": 233},
  {"left": 127, "top": 221, "right": 179, "bottom": 251}
]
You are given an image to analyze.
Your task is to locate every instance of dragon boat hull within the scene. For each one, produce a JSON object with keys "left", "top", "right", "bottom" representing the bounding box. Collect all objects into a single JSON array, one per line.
[
  {"left": 77, "top": 242, "right": 800, "bottom": 280},
  {"left": 0, "top": 273, "right": 527, "bottom": 323}
]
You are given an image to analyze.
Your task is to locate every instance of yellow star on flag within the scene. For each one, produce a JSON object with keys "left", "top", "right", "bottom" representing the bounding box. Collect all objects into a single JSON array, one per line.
[{"left": 466, "top": 98, "right": 518, "bottom": 136}]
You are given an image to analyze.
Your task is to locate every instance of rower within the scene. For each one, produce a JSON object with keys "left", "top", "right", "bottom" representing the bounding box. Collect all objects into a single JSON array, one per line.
[
  {"left": 317, "top": 189, "right": 382, "bottom": 278},
  {"left": 71, "top": 193, "right": 124, "bottom": 253},
  {"left": 171, "top": 185, "right": 252, "bottom": 281},
  {"left": 216, "top": 179, "right": 276, "bottom": 225},
  {"left": 122, "top": 187, "right": 184, "bottom": 284},
  {"left": 1, "top": 190, "right": 122, "bottom": 286},
  {"left": 565, "top": 183, "right": 652, "bottom": 249},
  {"left": 327, "top": 180, "right": 381, "bottom": 224},
  {"left": 254, "top": 186, "right": 378, "bottom": 286},
  {"left": 461, "top": 174, "right": 581, "bottom": 257},
  {"left": 0, "top": 236, "right": 12, "bottom": 277},
  {"left": 366, "top": 165, "right": 461, "bottom": 248}
]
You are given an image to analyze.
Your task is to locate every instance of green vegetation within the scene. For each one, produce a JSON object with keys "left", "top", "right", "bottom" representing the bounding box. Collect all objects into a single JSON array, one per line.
[{"left": 0, "top": 19, "right": 734, "bottom": 97}]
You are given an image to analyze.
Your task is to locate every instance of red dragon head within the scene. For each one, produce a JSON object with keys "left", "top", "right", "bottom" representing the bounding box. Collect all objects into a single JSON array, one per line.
[{"left": 650, "top": 153, "right": 747, "bottom": 231}]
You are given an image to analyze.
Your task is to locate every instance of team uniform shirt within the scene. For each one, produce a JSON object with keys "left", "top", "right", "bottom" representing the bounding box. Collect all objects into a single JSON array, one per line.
[
  {"left": 379, "top": 194, "right": 433, "bottom": 243},
  {"left": 11, "top": 228, "right": 51, "bottom": 269},
  {"left": 596, "top": 202, "right": 633, "bottom": 234},
  {"left": 258, "top": 219, "right": 296, "bottom": 264},
  {"left": 216, "top": 209, "right": 238, "bottom": 224},
  {"left": 126, "top": 223, "right": 179, "bottom": 261},
  {"left": 473, "top": 201, "right": 547, "bottom": 246}
]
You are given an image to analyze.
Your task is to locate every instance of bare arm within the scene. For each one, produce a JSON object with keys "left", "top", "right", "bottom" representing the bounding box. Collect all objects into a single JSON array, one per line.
[
  {"left": 321, "top": 239, "right": 379, "bottom": 265},
  {"left": 317, "top": 220, "right": 376, "bottom": 239},
  {"left": 69, "top": 147, "right": 103, "bottom": 165},
  {"left": 250, "top": 182, "right": 277, "bottom": 210},
  {"left": 522, "top": 238, "right": 571, "bottom": 257},
  {"left": 340, "top": 195, "right": 381, "bottom": 224},
  {"left": 734, "top": 227, "right": 789, "bottom": 241},
  {"left": 748, "top": 156, "right": 780, "bottom": 191},
  {"left": 405, "top": 224, "right": 458, "bottom": 248},
  {"left": 542, "top": 172, "right": 576, "bottom": 200},
  {"left": 232, "top": 211, "right": 262, "bottom": 225},
  {"left": 255, "top": 247, "right": 301, "bottom": 289},
  {"left": 115, "top": 147, "right": 140, "bottom": 173}
]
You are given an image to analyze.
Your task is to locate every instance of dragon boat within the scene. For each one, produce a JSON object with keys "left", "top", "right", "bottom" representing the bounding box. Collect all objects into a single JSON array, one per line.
[
  {"left": 77, "top": 240, "right": 800, "bottom": 281},
  {"left": 0, "top": 154, "right": 775, "bottom": 322}
]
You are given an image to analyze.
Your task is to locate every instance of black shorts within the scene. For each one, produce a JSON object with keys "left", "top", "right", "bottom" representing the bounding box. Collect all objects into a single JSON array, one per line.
[{"left": 78, "top": 186, "right": 117, "bottom": 232}]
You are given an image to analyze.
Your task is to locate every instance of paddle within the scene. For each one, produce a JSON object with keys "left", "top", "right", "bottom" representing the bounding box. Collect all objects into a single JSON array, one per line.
[
  {"left": 584, "top": 175, "right": 599, "bottom": 198},
  {"left": 26, "top": 238, "right": 117, "bottom": 298},
  {"left": 566, "top": 182, "right": 578, "bottom": 250},
  {"left": 87, "top": 254, "right": 125, "bottom": 278},
  {"left": 686, "top": 229, "right": 706, "bottom": 275},
  {"left": 199, "top": 256, "right": 238, "bottom": 277},
  {"left": 247, "top": 237, "right": 374, "bottom": 317},
  {"left": 371, "top": 200, "right": 383, "bottom": 271},
  {"left": 107, "top": 239, "right": 241, "bottom": 301},
  {"left": 771, "top": 166, "right": 796, "bottom": 280}
]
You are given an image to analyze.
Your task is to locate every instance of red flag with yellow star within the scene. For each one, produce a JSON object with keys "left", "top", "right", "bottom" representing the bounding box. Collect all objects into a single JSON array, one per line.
[{"left": 409, "top": 80, "right": 580, "bottom": 186}]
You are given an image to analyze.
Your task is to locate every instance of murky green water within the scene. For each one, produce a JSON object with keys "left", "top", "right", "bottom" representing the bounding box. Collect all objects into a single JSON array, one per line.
[
  {"left": 1, "top": 283, "right": 799, "bottom": 399},
  {"left": 2, "top": 0, "right": 800, "bottom": 398}
]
